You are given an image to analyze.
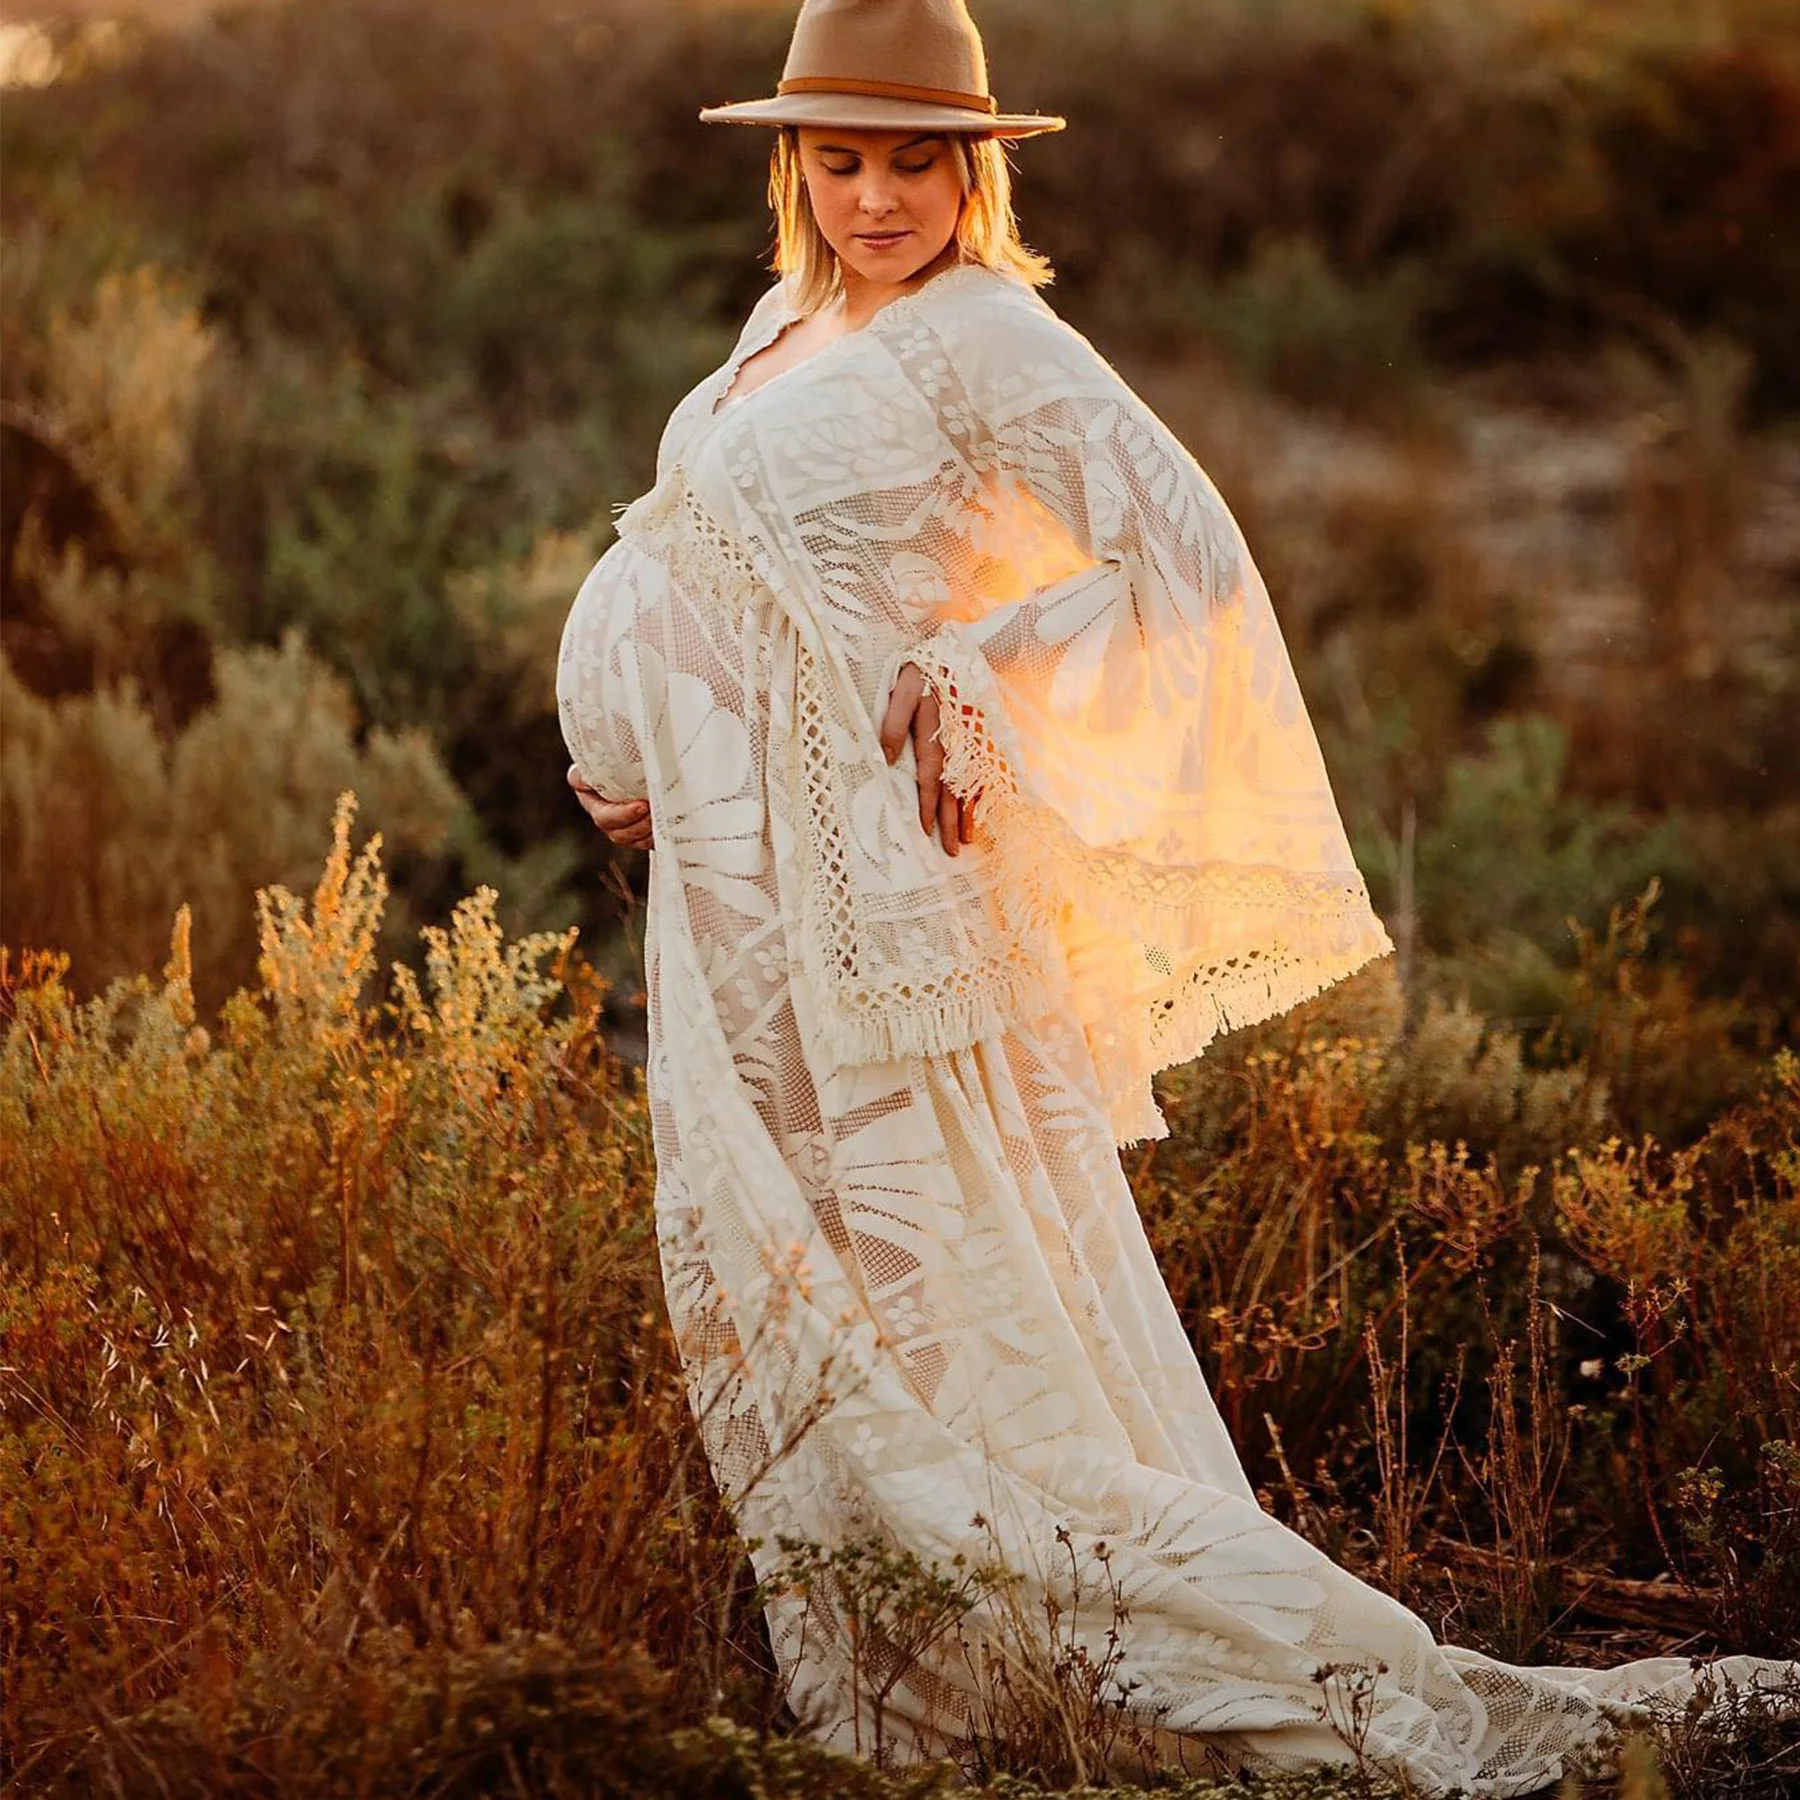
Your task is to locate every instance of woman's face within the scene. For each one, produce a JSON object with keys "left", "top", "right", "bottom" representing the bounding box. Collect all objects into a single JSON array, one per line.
[{"left": 796, "top": 127, "right": 966, "bottom": 287}]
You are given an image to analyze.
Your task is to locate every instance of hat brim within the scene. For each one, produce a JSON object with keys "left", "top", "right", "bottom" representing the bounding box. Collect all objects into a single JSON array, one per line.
[{"left": 698, "top": 91, "right": 1064, "bottom": 138}]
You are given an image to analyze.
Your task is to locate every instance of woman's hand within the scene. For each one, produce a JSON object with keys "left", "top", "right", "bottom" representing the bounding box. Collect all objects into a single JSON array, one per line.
[
  {"left": 878, "top": 662, "right": 978, "bottom": 856},
  {"left": 567, "top": 764, "right": 654, "bottom": 851}
]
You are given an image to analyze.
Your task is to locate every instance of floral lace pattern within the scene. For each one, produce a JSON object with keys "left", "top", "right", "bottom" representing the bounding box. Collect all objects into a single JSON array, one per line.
[{"left": 554, "top": 263, "right": 1797, "bottom": 1795}]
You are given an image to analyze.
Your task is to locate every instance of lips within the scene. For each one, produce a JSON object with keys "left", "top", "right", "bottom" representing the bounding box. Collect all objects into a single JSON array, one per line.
[{"left": 856, "top": 230, "right": 910, "bottom": 244}]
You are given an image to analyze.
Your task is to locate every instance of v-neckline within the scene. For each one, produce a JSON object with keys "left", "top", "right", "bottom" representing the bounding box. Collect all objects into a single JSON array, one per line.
[
  {"left": 711, "top": 309, "right": 831, "bottom": 417},
  {"left": 708, "top": 261, "right": 996, "bottom": 421}
]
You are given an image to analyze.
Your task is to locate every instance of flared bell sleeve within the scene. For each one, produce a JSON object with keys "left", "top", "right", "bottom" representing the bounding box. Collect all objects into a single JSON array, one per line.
[{"left": 906, "top": 299, "right": 1396, "bottom": 1142}]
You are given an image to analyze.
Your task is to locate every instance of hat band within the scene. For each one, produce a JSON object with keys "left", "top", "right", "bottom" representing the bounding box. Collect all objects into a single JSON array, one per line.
[{"left": 776, "top": 74, "right": 999, "bottom": 115}]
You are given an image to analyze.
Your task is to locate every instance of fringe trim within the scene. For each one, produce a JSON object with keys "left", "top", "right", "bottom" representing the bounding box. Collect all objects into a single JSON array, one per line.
[
  {"left": 789, "top": 627, "right": 1073, "bottom": 1078},
  {"left": 811, "top": 956, "right": 1069, "bottom": 1069},
  {"left": 910, "top": 625, "right": 1399, "bottom": 1146},
  {"left": 619, "top": 473, "right": 1396, "bottom": 1149},
  {"left": 1103, "top": 1078, "right": 1172, "bottom": 1150},
  {"left": 1151, "top": 930, "right": 1397, "bottom": 1064},
  {"left": 922, "top": 624, "right": 1390, "bottom": 945}
]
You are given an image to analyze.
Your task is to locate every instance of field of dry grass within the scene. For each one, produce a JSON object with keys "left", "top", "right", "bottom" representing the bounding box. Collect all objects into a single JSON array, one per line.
[{"left": 4, "top": 806, "right": 1797, "bottom": 1794}]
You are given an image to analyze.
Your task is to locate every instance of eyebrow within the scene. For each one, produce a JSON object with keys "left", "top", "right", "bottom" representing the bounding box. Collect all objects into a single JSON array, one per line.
[{"left": 813, "top": 134, "right": 944, "bottom": 155}]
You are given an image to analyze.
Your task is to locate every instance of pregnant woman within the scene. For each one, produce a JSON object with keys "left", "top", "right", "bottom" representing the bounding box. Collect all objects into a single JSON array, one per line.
[{"left": 556, "top": 0, "right": 1797, "bottom": 1789}]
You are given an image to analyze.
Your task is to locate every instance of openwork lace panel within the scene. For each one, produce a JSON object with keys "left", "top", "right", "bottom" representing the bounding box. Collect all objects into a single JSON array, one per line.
[
  {"left": 555, "top": 264, "right": 1796, "bottom": 1794},
  {"left": 582, "top": 264, "right": 1395, "bottom": 1145}
]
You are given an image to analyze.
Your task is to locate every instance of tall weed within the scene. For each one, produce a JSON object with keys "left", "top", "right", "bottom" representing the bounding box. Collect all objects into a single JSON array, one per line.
[{"left": 4, "top": 808, "right": 1795, "bottom": 1790}]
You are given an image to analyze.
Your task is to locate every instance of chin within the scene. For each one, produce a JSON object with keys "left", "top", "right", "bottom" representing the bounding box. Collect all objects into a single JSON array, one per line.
[{"left": 836, "top": 238, "right": 952, "bottom": 288}]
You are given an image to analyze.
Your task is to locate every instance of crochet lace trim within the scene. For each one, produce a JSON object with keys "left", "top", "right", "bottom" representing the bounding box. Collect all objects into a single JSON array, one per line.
[
  {"left": 907, "top": 626, "right": 1397, "bottom": 1143},
  {"left": 616, "top": 468, "right": 1394, "bottom": 1145},
  {"left": 615, "top": 466, "right": 1070, "bottom": 1065},
  {"left": 614, "top": 462, "right": 764, "bottom": 608}
]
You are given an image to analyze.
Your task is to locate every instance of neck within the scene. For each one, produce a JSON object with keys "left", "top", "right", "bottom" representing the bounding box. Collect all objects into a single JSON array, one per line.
[{"left": 836, "top": 241, "right": 963, "bottom": 329}]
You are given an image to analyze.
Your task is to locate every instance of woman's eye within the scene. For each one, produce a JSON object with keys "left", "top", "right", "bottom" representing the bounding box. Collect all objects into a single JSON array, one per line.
[{"left": 897, "top": 160, "right": 935, "bottom": 175}]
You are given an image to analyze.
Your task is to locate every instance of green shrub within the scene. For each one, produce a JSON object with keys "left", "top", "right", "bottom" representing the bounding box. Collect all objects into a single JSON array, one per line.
[
  {"left": 1410, "top": 716, "right": 1683, "bottom": 970},
  {"left": 0, "top": 634, "right": 460, "bottom": 1012},
  {"left": 1138, "top": 236, "right": 1437, "bottom": 416}
]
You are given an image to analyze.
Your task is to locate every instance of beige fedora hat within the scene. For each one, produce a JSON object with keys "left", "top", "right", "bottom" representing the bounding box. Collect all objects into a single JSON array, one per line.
[{"left": 699, "top": 0, "right": 1065, "bottom": 139}]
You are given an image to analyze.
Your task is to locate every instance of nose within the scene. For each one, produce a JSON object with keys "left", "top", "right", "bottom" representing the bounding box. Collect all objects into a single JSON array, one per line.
[{"left": 856, "top": 172, "right": 901, "bottom": 219}]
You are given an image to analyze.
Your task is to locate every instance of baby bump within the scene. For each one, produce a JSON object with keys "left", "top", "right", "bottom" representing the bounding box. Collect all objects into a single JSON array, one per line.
[
  {"left": 555, "top": 539, "right": 667, "bottom": 800},
  {"left": 556, "top": 536, "right": 766, "bottom": 834}
]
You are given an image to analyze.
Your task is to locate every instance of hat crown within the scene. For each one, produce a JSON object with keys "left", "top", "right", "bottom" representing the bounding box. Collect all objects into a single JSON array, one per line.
[
  {"left": 695, "top": 0, "right": 1063, "bottom": 137},
  {"left": 782, "top": 0, "right": 990, "bottom": 103}
]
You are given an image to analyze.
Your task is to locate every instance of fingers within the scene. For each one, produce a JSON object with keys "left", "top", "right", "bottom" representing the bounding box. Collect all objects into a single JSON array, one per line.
[
  {"left": 580, "top": 794, "right": 649, "bottom": 834},
  {"left": 912, "top": 690, "right": 943, "bottom": 835},
  {"left": 568, "top": 768, "right": 655, "bottom": 850},
  {"left": 602, "top": 804, "right": 653, "bottom": 849},
  {"left": 879, "top": 662, "right": 925, "bottom": 764},
  {"left": 602, "top": 801, "right": 654, "bottom": 849},
  {"left": 958, "top": 790, "right": 976, "bottom": 845},
  {"left": 879, "top": 667, "right": 964, "bottom": 856}
]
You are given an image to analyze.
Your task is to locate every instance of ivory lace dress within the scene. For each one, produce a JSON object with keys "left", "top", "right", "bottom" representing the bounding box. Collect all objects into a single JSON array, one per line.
[{"left": 555, "top": 262, "right": 1795, "bottom": 1794}]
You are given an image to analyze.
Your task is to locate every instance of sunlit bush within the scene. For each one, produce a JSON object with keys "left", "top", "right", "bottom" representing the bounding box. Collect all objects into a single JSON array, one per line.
[
  {"left": 0, "top": 796, "right": 772, "bottom": 1789},
  {"left": 4, "top": 807, "right": 1796, "bottom": 1790},
  {"left": 0, "top": 635, "right": 460, "bottom": 1010}
]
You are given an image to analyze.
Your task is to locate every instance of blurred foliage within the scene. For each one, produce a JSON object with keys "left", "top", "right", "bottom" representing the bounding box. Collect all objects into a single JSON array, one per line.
[
  {"left": 1, "top": 632, "right": 460, "bottom": 1012},
  {"left": 3, "top": 0, "right": 1798, "bottom": 1060},
  {"left": 4, "top": 5, "right": 1799, "bottom": 1788}
]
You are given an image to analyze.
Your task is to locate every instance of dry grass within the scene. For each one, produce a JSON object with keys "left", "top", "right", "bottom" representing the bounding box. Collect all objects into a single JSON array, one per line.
[
  {"left": 1, "top": 797, "right": 774, "bottom": 1789},
  {"left": 4, "top": 804, "right": 1796, "bottom": 1794}
]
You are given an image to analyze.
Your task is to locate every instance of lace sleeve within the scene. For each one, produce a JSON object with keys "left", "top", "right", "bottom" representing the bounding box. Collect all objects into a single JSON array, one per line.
[
  {"left": 909, "top": 315, "right": 1262, "bottom": 860},
  {"left": 953, "top": 368, "right": 1247, "bottom": 681},
  {"left": 903, "top": 292, "right": 1394, "bottom": 1141}
]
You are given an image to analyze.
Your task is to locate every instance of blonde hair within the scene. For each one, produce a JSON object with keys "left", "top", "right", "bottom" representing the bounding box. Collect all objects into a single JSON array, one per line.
[{"left": 768, "top": 127, "right": 1053, "bottom": 314}]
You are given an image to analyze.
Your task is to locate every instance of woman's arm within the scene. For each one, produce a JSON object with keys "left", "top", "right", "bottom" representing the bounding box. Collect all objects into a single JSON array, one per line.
[
  {"left": 900, "top": 309, "right": 1255, "bottom": 874},
  {"left": 877, "top": 313, "right": 1233, "bottom": 859},
  {"left": 881, "top": 289, "right": 1390, "bottom": 1140},
  {"left": 928, "top": 357, "right": 1245, "bottom": 720}
]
